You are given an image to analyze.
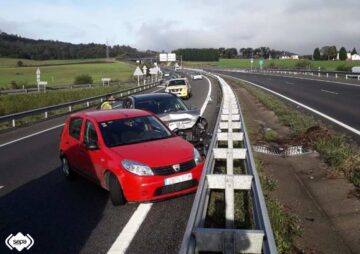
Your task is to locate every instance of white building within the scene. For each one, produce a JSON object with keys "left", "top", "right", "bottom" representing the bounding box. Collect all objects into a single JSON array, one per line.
[
  {"left": 351, "top": 54, "right": 360, "bottom": 60},
  {"left": 291, "top": 55, "right": 299, "bottom": 60}
]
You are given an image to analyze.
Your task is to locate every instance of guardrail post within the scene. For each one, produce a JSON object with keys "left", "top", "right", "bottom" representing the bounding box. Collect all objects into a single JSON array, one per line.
[
  {"left": 326, "top": 73, "right": 329, "bottom": 78},
  {"left": 69, "top": 106, "right": 72, "bottom": 112},
  {"left": 12, "top": 119, "right": 15, "bottom": 127},
  {"left": 87, "top": 102, "right": 90, "bottom": 107},
  {"left": 346, "top": 75, "right": 348, "bottom": 80},
  {"left": 318, "top": 72, "right": 321, "bottom": 77},
  {"left": 45, "top": 112, "right": 48, "bottom": 119},
  {"left": 335, "top": 73, "right": 338, "bottom": 79}
]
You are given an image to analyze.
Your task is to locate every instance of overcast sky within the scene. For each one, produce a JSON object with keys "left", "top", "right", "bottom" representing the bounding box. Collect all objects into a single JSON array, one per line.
[{"left": 1, "top": 0, "right": 359, "bottom": 54}]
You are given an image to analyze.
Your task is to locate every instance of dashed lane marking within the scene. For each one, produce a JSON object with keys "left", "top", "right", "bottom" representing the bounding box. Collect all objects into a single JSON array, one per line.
[{"left": 320, "top": 89, "right": 339, "bottom": 95}]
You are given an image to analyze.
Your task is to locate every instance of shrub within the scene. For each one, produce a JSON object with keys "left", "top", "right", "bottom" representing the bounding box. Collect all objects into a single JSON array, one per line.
[
  {"left": 295, "top": 60, "right": 312, "bottom": 69},
  {"left": 17, "top": 60, "right": 24, "bottom": 67},
  {"left": 336, "top": 64, "right": 352, "bottom": 72},
  {"left": 74, "top": 74, "right": 93, "bottom": 84}
]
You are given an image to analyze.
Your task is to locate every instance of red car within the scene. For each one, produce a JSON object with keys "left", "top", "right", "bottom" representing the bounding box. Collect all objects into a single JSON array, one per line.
[{"left": 59, "top": 109, "right": 204, "bottom": 206}]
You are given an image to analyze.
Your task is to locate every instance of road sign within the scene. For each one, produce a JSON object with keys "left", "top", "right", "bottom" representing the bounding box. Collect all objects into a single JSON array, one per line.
[
  {"left": 149, "top": 67, "right": 158, "bottom": 75},
  {"left": 133, "top": 66, "right": 143, "bottom": 76}
]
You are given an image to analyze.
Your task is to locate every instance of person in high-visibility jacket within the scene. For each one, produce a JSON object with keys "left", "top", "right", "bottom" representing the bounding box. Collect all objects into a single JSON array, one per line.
[{"left": 101, "top": 94, "right": 115, "bottom": 110}]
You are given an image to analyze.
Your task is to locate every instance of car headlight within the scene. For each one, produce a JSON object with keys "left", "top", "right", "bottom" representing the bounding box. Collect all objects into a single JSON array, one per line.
[
  {"left": 194, "top": 148, "right": 203, "bottom": 165},
  {"left": 121, "top": 160, "right": 154, "bottom": 176},
  {"left": 165, "top": 88, "right": 169, "bottom": 93}
]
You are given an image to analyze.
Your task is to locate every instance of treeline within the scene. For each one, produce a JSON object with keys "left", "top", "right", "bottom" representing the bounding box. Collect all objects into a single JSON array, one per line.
[
  {"left": 313, "top": 46, "right": 357, "bottom": 61},
  {"left": 172, "top": 48, "right": 219, "bottom": 61},
  {"left": 0, "top": 32, "right": 155, "bottom": 60},
  {"left": 220, "top": 47, "right": 295, "bottom": 59}
]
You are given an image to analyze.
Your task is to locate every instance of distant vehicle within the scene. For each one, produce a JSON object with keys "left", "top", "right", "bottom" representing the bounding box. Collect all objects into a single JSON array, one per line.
[
  {"left": 59, "top": 109, "right": 204, "bottom": 206},
  {"left": 191, "top": 73, "right": 203, "bottom": 80},
  {"left": 165, "top": 78, "right": 191, "bottom": 99},
  {"left": 115, "top": 93, "right": 210, "bottom": 155}
]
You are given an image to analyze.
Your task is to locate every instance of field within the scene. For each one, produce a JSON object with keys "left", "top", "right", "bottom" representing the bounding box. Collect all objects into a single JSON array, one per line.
[
  {"left": 184, "top": 59, "right": 360, "bottom": 71},
  {"left": 0, "top": 58, "right": 135, "bottom": 89}
]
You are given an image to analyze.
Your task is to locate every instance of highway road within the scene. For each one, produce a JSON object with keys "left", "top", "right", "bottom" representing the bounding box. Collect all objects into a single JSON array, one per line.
[
  {"left": 0, "top": 74, "right": 222, "bottom": 254},
  {"left": 213, "top": 70, "right": 360, "bottom": 138}
]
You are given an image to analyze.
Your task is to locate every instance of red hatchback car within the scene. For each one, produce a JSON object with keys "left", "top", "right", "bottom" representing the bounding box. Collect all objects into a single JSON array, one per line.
[{"left": 59, "top": 109, "right": 204, "bottom": 205}]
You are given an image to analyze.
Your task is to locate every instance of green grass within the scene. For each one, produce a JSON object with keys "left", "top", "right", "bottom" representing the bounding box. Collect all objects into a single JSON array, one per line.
[
  {"left": 0, "top": 85, "right": 133, "bottom": 116},
  {"left": 184, "top": 58, "right": 360, "bottom": 71},
  {"left": 264, "top": 129, "right": 279, "bottom": 142},
  {"left": 0, "top": 57, "right": 113, "bottom": 68},
  {"left": 0, "top": 59, "right": 134, "bottom": 89}
]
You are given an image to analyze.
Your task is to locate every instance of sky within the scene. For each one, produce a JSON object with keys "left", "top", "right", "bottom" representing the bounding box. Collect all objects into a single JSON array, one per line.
[{"left": 0, "top": 0, "right": 359, "bottom": 54}]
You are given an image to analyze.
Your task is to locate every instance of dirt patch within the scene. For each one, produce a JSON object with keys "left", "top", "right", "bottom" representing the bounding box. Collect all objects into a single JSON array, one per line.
[{"left": 230, "top": 84, "right": 360, "bottom": 253}]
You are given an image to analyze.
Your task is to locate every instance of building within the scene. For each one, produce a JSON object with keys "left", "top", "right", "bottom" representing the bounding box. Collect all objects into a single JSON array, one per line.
[{"left": 351, "top": 54, "right": 360, "bottom": 61}]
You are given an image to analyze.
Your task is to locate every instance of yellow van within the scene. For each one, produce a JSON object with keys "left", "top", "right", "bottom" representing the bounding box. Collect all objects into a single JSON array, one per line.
[{"left": 165, "top": 78, "right": 191, "bottom": 99}]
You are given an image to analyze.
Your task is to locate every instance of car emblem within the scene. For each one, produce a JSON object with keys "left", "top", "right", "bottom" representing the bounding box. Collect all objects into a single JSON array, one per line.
[{"left": 172, "top": 164, "right": 180, "bottom": 172}]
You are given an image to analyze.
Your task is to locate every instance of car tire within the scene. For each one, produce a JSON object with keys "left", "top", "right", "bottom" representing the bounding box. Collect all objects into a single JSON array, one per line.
[
  {"left": 109, "top": 173, "right": 126, "bottom": 206},
  {"left": 61, "top": 156, "right": 74, "bottom": 179}
]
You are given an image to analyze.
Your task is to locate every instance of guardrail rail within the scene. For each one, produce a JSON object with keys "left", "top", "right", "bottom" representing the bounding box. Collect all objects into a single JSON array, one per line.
[
  {"left": 0, "top": 81, "right": 160, "bottom": 129},
  {"left": 180, "top": 70, "right": 277, "bottom": 254}
]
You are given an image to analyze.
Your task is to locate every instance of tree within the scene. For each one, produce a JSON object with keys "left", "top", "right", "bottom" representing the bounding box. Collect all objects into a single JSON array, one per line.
[
  {"left": 339, "top": 47, "right": 347, "bottom": 61},
  {"left": 17, "top": 60, "right": 23, "bottom": 67},
  {"left": 328, "top": 46, "right": 337, "bottom": 60},
  {"left": 351, "top": 48, "right": 357, "bottom": 55},
  {"left": 313, "top": 48, "right": 321, "bottom": 60}
]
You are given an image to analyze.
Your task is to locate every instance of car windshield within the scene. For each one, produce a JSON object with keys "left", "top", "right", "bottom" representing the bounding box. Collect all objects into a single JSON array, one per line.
[
  {"left": 135, "top": 96, "right": 189, "bottom": 114},
  {"left": 168, "top": 79, "right": 186, "bottom": 86},
  {"left": 99, "top": 116, "right": 173, "bottom": 147}
]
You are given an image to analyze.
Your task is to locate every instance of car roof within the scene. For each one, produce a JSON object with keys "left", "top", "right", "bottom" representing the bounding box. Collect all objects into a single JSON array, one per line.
[
  {"left": 70, "top": 109, "right": 152, "bottom": 122},
  {"left": 130, "top": 93, "right": 177, "bottom": 101}
]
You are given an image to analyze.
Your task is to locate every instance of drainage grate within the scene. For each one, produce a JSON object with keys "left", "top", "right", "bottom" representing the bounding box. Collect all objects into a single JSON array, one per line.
[{"left": 253, "top": 145, "right": 311, "bottom": 157}]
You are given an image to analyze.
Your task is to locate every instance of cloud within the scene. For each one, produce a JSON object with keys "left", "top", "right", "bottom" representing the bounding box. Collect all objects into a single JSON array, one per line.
[{"left": 1, "top": 0, "right": 359, "bottom": 54}]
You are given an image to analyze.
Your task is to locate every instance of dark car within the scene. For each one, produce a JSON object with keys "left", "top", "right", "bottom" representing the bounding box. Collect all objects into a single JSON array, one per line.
[{"left": 113, "top": 93, "right": 210, "bottom": 155}]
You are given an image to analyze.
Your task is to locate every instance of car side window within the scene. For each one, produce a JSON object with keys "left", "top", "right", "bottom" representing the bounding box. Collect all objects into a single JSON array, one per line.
[
  {"left": 84, "top": 120, "right": 98, "bottom": 144},
  {"left": 69, "top": 118, "right": 83, "bottom": 140}
]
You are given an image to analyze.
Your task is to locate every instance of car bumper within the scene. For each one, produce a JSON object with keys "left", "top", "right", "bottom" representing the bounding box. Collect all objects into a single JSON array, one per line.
[
  {"left": 120, "top": 162, "right": 204, "bottom": 202},
  {"left": 167, "top": 90, "right": 189, "bottom": 98}
]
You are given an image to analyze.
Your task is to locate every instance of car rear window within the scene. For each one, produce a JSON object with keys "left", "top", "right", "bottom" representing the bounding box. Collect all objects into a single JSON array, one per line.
[
  {"left": 69, "top": 118, "right": 83, "bottom": 140},
  {"left": 168, "top": 80, "right": 186, "bottom": 86},
  {"left": 135, "top": 96, "right": 188, "bottom": 114}
]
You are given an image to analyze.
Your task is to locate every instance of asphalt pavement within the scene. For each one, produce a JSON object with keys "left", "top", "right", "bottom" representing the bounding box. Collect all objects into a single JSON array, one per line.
[
  {"left": 0, "top": 75, "right": 221, "bottom": 254},
  {"left": 214, "top": 70, "right": 360, "bottom": 139}
]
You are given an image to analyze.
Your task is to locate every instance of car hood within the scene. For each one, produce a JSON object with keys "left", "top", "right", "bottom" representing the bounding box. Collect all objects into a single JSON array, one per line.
[
  {"left": 110, "top": 136, "right": 194, "bottom": 167},
  {"left": 158, "top": 109, "right": 200, "bottom": 130}
]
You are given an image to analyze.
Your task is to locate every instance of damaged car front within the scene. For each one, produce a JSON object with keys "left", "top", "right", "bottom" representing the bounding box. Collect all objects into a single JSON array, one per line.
[{"left": 117, "top": 93, "right": 210, "bottom": 155}]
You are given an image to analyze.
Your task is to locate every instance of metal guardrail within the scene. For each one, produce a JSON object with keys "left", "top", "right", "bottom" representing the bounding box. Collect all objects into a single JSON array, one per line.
[
  {"left": 210, "top": 68, "right": 360, "bottom": 81},
  {"left": 180, "top": 70, "right": 277, "bottom": 253},
  {"left": 0, "top": 81, "right": 137, "bottom": 95},
  {"left": 0, "top": 81, "right": 160, "bottom": 128}
]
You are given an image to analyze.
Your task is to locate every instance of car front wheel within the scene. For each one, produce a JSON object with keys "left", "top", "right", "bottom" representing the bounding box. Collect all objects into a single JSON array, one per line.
[
  {"left": 109, "top": 173, "right": 126, "bottom": 206},
  {"left": 61, "top": 156, "right": 74, "bottom": 179}
]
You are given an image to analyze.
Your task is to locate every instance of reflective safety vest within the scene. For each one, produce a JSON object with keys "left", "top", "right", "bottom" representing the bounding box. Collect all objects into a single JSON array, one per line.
[{"left": 101, "top": 101, "right": 112, "bottom": 110}]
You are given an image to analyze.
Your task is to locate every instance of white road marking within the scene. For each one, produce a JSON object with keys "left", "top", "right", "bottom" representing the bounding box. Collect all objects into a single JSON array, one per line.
[
  {"left": 0, "top": 123, "right": 65, "bottom": 148},
  {"left": 222, "top": 74, "right": 360, "bottom": 136},
  {"left": 107, "top": 203, "right": 153, "bottom": 254},
  {"left": 0, "top": 186, "right": 4, "bottom": 189},
  {"left": 200, "top": 76, "right": 212, "bottom": 116},
  {"left": 285, "top": 81, "right": 295, "bottom": 85},
  {"left": 320, "top": 89, "right": 339, "bottom": 95}
]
